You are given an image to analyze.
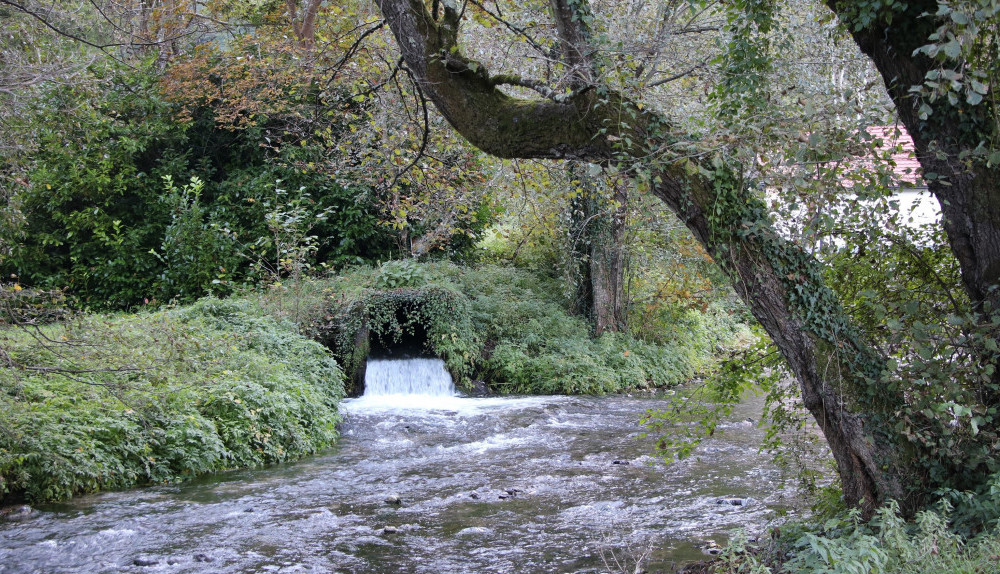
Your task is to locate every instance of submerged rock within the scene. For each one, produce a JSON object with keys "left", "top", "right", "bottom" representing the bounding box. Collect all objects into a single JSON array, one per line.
[
  {"left": 385, "top": 494, "right": 402, "bottom": 505},
  {"left": 383, "top": 526, "right": 399, "bottom": 534},
  {"left": 0, "top": 505, "right": 33, "bottom": 522},
  {"left": 133, "top": 557, "right": 158, "bottom": 567},
  {"left": 499, "top": 488, "right": 523, "bottom": 500},
  {"left": 715, "top": 497, "right": 753, "bottom": 507}
]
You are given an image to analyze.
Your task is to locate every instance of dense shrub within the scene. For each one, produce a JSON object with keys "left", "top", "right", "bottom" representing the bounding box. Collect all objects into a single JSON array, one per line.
[
  {"left": 714, "top": 490, "right": 1000, "bottom": 574},
  {"left": 1, "top": 62, "right": 398, "bottom": 309},
  {"left": 0, "top": 298, "right": 344, "bottom": 503},
  {"left": 262, "top": 262, "right": 747, "bottom": 394}
]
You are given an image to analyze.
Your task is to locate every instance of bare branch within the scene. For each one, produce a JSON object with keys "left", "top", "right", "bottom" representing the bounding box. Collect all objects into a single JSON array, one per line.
[{"left": 468, "top": 0, "right": 550, "bottom": 59}]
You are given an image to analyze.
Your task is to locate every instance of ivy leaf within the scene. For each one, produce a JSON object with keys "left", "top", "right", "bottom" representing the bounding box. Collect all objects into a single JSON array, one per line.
[{"left": 943, "top": 40, "right": 962, "bottom": 59}]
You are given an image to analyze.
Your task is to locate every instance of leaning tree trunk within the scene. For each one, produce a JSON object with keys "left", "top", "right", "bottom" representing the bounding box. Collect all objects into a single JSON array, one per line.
[{"left": 374, "top": 0, "right": 912, "bottom": 515}]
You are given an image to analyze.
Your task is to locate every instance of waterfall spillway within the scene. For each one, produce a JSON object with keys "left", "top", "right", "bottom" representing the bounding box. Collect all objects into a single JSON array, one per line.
[{"left": 363, "top": 357, "right": 457, "bottom": 397}]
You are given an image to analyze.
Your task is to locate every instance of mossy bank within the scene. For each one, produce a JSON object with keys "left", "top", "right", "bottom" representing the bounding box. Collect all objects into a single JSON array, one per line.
[
  {"left": 0, "top": 298, "right": 345, "bottom": 504},
  {"left": 260, "top": 261, "right": 751, "bottom": 396}
]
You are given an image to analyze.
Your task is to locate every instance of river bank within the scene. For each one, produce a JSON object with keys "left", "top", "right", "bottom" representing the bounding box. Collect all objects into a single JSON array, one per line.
[{"left": 1, "top": 389, "right": 805, "bottom": 573}]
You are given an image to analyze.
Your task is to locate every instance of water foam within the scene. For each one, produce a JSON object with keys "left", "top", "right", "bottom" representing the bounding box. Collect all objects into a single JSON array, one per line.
[{"left": 363, "top": 358, "right": 456, "bottom": 397}]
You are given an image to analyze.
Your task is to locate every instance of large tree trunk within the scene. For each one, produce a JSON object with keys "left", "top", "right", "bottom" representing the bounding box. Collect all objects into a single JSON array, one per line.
[
  {"left": 832, "top": 1, "right": 1000, "bottom": 314},
  {"left": 374, "top": 0, "right": 910, "bottom": 515},
  {"left": 833, "top": 2, "right": 1000, "bottom": 411}
]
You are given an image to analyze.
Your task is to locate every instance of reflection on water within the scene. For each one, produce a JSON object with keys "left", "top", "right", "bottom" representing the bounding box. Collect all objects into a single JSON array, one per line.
[{"left": 0, "top": 387, "right": 816, "bottom": 574}]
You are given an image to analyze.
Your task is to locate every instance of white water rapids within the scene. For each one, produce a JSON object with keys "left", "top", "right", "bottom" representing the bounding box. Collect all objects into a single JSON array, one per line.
[
  {"left": 359, "top": 357, "right": 456, "bottom": 397},
  {"left": 0, "top": 358, "right": 823, "bottom": 573}
]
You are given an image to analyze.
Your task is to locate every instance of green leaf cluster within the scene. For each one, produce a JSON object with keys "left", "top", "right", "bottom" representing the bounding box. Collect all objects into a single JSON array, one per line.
[
  {"left": 0, "top": 298, "right": 345, "bottom": 503},
  {"left": 716, "top": 494, "right": 1000, "bottom": 574},
  {"left": 292, "top": 262, "right": 747, "bottom": 395},
  {"left": 1, "top": 61, "right": 398, "bottom": 309}
]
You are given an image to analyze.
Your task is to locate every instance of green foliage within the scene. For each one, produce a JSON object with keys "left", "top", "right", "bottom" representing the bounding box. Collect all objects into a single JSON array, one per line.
[
  {"left": 154, "top": 175, "right": 241, "bottom": 300},
  {"left": 372, "top": 259, "right": 431, "bottom": 289},
  {"left": 0, "top": 298, "right": 345, "bottom": 503},
  {"left": 297, "top": 262, "right": 743, "bottom": 395},
  {"left": 937, "top": 471, "right": 1000, "bottom": 538},
  {"left": 247, "top": 261, "right": 743, "bottom": 396},
  {"left": 714, "top": 496, "right": 1000, "bottom": 574},
  {"left": 5, "top": 61, "right": 184, "bottom": 308},
  {"left": 909, "top": 1, "right": 999, "bottom": 161},
  {"left": 1, "top": 60, "right": 400, "bottom": 309},
  {"left": 709, "top": 0, "right": 784, "bottom": 123},
  {"left": 822, "top": 204, "right": 1000, "bottom": 493}
]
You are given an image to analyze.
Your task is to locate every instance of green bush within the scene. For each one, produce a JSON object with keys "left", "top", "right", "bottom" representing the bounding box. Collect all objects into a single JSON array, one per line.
[
  {"left": 714, "top": 493, "right": 1000, "bottom": 574},
  {"left": 2, "top": 62, "right": 398, "bottom": 309},
  {"left": 0, "top": 298, "right": 344, "bottom": 503},
  {"left": 268, "top": 262, "right": 742, "bottom": 395},
  {"left": 372, "top": 259, "right": 431, "bottom": 289}
]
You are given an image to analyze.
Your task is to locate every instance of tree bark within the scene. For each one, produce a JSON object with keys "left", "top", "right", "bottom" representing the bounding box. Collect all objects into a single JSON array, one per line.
[
  {"left": 374, "top": 0, "right": 910, "bottom": 515},
  {"left": 830, "top": 1, "right": 1000, "bottom": 312},
  {"left": 286, "top": 0, "right": 323, "bottom": 49},
  {"left": 831, "top": 1, "right": 1000, "bottom": 411},
  {"left": 590, "top": 177, "right": 628, "bottom": 335},
  {"left": 568, "top": 166, "right": 628, "bottom": 335}
]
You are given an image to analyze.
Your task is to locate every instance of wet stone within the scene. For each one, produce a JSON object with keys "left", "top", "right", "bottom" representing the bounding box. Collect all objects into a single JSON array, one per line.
[
  {"left": 715, "top": 497, "right": 752, "bottom": 506},
  {"left": 384, "top": 494, "right": 402, "bottom": 505},
  {"left": 0, "top": 505, "right": 33, "bottom": 522},
  {"left": 133, "top": 558, "right": 158, "bottom": 567},
  {"left": 383, "top": 526, "right": 399, "bottom": 534},
  {"left": 700, "top": 540, "right": 722, "bottom": 556},
  {"left": 612, "top": 460, "right": 631, "bottom": 465},
  {"left": 194, "top": 553, "right": 214, "bottom": 563}
]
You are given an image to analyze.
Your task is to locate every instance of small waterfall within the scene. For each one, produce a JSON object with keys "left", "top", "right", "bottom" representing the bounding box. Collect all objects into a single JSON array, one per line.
[{"left": 363, "top": 357, "right": 457, "bottom": 397}]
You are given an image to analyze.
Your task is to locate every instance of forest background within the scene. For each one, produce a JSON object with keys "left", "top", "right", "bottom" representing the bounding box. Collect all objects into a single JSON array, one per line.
[{"left": 1, "top": 1, "right": 1000, "bottom": 573}]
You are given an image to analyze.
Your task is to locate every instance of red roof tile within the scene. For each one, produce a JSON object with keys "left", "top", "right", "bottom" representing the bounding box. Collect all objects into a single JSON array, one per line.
[{"left": 865, "top": 125, "right": 924, "bottom": 186}]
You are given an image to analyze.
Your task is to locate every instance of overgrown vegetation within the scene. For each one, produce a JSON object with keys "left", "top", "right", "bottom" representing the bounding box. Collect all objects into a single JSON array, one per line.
[
  {"left": 251, "top": 261, "right": 749, "bottom": 396},
  {"left": 3, "top": 1, "right": 1000, "bottom": 573},
  {"left": 0, "top": 296, "right": 345, "bottom": 503},
  {"left": 713, "top": 488, "right": 1000, "bottom": 574}
]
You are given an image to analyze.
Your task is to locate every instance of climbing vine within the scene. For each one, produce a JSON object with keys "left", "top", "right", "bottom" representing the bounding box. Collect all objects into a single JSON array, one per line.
[{"left": 313, "top": 266, "right": 479, "bottom": 393}]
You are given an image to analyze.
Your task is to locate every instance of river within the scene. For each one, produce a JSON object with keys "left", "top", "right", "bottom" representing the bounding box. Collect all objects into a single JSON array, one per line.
[{"left": 0, "top": 359, "right": 812, "bottom": 573}]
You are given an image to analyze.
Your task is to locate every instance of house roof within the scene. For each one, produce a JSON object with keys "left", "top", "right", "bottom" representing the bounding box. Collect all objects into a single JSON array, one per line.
[{"left": 865, "top": 125, "right": 924, "bottom": 187}]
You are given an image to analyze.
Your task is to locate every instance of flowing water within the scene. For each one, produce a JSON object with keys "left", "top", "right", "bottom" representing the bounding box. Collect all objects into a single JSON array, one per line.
[{"left": 0, "top": 359, "right": 814, "bottom": 573}]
